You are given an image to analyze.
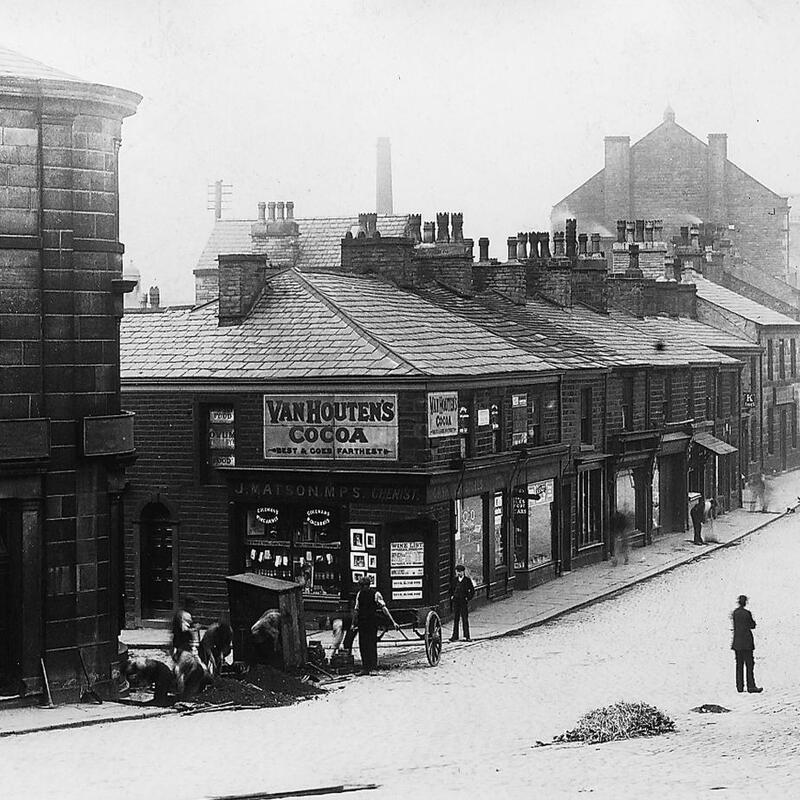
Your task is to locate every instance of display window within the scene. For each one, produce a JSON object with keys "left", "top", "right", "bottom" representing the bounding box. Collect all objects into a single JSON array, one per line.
[
  {"left": 244, "top": 503, "right": 342, "bottom": 599},
  {"left": 455, "top": 495, "right": 485, "bottom": 587},
  {"left": 493, "top": 491, "right": 505, "bottom": 566},
  {"left": 513, "top": 480, "right": 554, "bottom": 569}
]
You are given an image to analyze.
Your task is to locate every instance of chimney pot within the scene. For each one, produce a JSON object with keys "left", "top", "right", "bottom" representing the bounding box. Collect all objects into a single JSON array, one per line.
[
  {"left": 565, "top": 219, "right": 577, "bottom": 258},
  {"left": 635, "top": 219, "right": 645, "bottom": 242},
  {"left": 628, "top": 243, "right": 640, "bottom": 274},
  {"left": 616, "top": 220, "right": 626, "bottom": 243},
  {"left": 436, "top": 212, "right": 450, "bottom": 243},
  {"left": 478, "top": 237, "right": 490, "bottom": 262},
  {"left": 423, "top": 221, "right": 435, "bottom": 244},
  {"left": 529, "top": 232, "right": 540, "bottom": 259},
  {"left": 286, "top": 201, "right": 294, "bottom": 220},
  {"left": 257, "top": 202, "right": 266, "bottom": 222},
  {"left": 690, "top": 225, "right": 700, "bottom": 249},
  {"left": 644, "top": 220, "right": 653, "bottom": 243},
  {"left": 409, "top": 214, "right": 422, "bottom": 244},
  {"left": 267, "top": 202, "right": 276, "bottom": 222},
  {"left": 148, "top": 285, "right": 160, "bottom": 309},
  {"left": 540, "top": 232, "right": 551, "bottom": 259},
  {"left": 578, "top": 233, "right": 588, "bottom": 256},
  {"left": 452, "top": 212, "right": 464, "bottom": 243},
  {"left": 654, "top": 219, "right": 664, "bottom": 241},
  {"left": 553, "top": 231, "right": 566, "bottom": 257},
  {"left": 591, "top": 233, "right": 601, "bottom": 254},
  {"left": 516, "top": 232, "right": 528, "bottom": 261},
  {"left": 507, "top": 236, "right": 518, "bottom": 261},
  {"left": 625, "top": 221, "right": 635, "bottom": 244}
]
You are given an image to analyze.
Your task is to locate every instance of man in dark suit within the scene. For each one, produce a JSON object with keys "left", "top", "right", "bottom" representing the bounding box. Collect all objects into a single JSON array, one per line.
[
  {"left": 450, "top": 564, "right": 475, "bottom": 642},
  {"left": 732, "top": 594, "right": 763, "bottom": 693}
]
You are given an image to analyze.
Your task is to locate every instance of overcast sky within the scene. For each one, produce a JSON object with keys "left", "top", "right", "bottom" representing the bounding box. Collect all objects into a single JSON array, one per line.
[{"left": 4, "top": 0, "right": 800, "bottom": 303}]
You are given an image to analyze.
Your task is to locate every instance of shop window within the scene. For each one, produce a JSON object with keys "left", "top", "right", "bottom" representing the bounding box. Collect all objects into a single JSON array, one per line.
[
  {"left": 792, "top": 340, "right": 797, "bottom": 377},
  {"left": 779, "top": 339, "right": 786, "bottom": 380},
  {"left": 490, "top": 402, "right": 502, "bottom": 453},
  {"left": 651, "top": 463, "right": 660, "bottom": 530},
  {"left": 511, "top": 394, "right": 527, "bottom": 447},
  {"left": 621, "top": 376, "right": 634, "bottom": 431},
  {"left": 244, "top": 504, "right": 342, "bottom": 600},
  {"left": 577, "top": 469, "right": 602, "bottom": 548},
  {"left": 493, "top": 491, "right": 505, "bottom": 566},
  {"left": 580, "top": 387, "right": 593, "bottom": 444},
  {"left": 529, "top": 396, "right": 542, "bottom": 446},
  {"left": 767, "top": 406, "right": 775, "bottom": 454},
  {"left": 455, "top": 495, "right": 485, "bottom": 587},
  {"left": 514, "top": 480, "right": 554, "bottom": 569},
  {"left": 202, "top": 405, "right": 235, "bottom": 481},
  {"left": 458, "top": 400, "right": 472, "bottom": 459},
  {"left": 767, "top": 339, "right": 773, "bottom": 381}
]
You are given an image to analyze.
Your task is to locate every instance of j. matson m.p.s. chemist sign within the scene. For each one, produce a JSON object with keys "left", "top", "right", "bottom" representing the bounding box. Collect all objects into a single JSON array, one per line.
[{"left": 263, "top": 394, "right": 398, "bottom": 460}]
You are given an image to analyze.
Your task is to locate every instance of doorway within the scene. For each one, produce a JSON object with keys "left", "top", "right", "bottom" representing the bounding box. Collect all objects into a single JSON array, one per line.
[
  {"left": 140, "top": 503, "right": 177, "bottom": 618},
  {"left": 0, "top": 502, "right": 22, "bottom": 694}
]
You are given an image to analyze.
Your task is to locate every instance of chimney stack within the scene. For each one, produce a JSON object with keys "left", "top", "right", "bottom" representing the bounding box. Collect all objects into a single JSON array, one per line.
[
  {"left": 591, "top": 233, "right": 601, "bottom": 254},
  {"left": 478, "top": 237, "right": 490, "bottom": 262},
  {"left": 376, "top": 137, "right": 394, "bottom": 215},
  {"left": 627, "top": 243, "right": 641, "bottom": 275},
  {"left": 148, "top": 285, "right": 160, "bottom": 309}
]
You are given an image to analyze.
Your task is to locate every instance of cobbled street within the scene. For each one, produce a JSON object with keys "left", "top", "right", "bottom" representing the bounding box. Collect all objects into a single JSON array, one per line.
[{"left": 5, "top": 515, "right": 800, "bottom": 800}]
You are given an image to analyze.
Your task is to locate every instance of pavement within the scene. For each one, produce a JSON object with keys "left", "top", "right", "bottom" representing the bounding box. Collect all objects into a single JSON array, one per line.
[{"left": 3, "top": 470, "right": 798, "bottom": 739}]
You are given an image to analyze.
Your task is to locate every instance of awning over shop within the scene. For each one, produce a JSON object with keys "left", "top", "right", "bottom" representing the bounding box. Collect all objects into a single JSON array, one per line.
[
  {"left": 692, "top": 432, "right": 738, "bottom": 456},
  {"left": 658, "top": 431, "right": 691, "bottom": 455}
]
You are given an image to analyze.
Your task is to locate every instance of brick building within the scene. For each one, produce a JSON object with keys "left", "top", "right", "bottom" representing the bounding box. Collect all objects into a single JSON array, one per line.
[
  {"left": 552, "top": 108, "right": 791, "bottom": 283},
  {"left": 120, "top": 213, "right": 746, "bottom": 625},
  {"left": 0, "top": 47, "right": 140, "bottom": 699}
]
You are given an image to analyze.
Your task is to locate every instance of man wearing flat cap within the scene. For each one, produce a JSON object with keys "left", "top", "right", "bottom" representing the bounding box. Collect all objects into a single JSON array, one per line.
[{"left": 731, "top": 594, "right": 763, "bottom": 693}]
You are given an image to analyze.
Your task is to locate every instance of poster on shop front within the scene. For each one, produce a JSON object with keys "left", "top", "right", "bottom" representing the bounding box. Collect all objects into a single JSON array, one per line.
[{"left": 263, "top": 393, "right": 398, "bottom": 461}]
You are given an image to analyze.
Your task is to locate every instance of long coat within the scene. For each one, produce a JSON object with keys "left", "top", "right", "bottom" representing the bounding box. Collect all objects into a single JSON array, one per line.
[{"left": 731, "top": 606, "right": 756, "bottom": 651}]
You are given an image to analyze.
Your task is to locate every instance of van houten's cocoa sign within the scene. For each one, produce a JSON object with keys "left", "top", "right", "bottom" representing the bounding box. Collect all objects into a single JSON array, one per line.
[{"left": 263, "top": 394, "right": 398, "bottom": 461}]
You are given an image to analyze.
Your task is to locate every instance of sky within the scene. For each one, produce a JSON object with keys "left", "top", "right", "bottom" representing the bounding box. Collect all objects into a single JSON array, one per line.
[{"left": 4, "top": 0, "right": 800, "bottom": 304}]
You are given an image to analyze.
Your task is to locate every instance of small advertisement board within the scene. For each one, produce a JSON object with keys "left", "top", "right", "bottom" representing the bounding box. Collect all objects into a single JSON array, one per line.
[{"left": 427, "top": 391, "right": 459, "bottom": 438}]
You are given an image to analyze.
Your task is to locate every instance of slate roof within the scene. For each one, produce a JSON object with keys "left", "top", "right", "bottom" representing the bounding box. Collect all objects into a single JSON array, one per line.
[
  {"left": 0, "top": 44, "right": 81, "bottom": 82},
  {"left": 120, "top": 269, "right": 556, "bottom": 382},
  {"left": 689, "top": 272, "right": 800, "bottom": 328},
  {"left": 634, "top": 313, "right": 762, "bottom": 353},
  {"left": 195, "top": 215, "right": 410, "bottom": 272}
]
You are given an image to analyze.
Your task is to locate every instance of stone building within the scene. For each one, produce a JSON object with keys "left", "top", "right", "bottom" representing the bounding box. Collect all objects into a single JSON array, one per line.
[
  {"left": 552, "top": 109, "right": 791, "bottom": 285},
  {"left": 0, "top": 47, "right": 140, "bottom": 700}
]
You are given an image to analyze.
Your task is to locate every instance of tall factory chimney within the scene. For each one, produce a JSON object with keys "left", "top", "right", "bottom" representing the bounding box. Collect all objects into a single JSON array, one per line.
[{"left": 376, "top": 137, "right": 393, "bottom": 215}]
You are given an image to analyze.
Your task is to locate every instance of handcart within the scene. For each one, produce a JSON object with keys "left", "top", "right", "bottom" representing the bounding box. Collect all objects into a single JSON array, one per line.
[{"left": 375, "top": 606, "right": 443, "bottom": 666}]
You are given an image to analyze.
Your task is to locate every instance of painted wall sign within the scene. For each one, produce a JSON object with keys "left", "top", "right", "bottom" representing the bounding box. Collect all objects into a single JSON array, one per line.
[
  {"left": 233, "top": 480, "right": 425, "bottom": 504},
  {"left": 427, "top": 391, "right": 459, "bottom": 438},
  {"left": 263, "top": 394, "right": 398, "bottom": 461}
]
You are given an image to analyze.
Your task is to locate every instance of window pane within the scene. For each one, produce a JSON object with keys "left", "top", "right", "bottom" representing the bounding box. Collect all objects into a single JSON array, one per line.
[{"left": 455, "top": 495, "right": 484, "bottom": 586}]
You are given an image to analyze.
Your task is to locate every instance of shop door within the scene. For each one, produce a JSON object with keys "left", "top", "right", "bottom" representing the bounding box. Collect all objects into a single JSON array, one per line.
[
  {"left": 658, "top": 455, "right": 687, "bottom": 533},
  {"left": 0, "top": 503, "right": 22, "bottom": 693},
  {"left": 141, "top": 504, "right": 176, "bottom": 617},
  {"left": 780, "top": 409, "right": 788, "bottom": 471}
]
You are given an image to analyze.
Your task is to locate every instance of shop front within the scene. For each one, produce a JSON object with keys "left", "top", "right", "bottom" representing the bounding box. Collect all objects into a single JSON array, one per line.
[
  {"left": 228, "top": 472, "right": 438, "bottom": 621},
  {"left": 655, "top": 427, "right": 692, "bottom": 534},
  {"left": 512, "top": 477, "right": 558, "bottom": 590}
]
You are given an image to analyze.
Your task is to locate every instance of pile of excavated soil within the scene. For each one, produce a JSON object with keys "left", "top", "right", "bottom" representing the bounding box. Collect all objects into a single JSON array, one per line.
[{"left": 198, "top": 664, "right": 325, "bottom": 708}]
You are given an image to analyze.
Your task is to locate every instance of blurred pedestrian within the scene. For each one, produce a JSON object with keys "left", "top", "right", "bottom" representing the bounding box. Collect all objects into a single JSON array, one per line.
[
  {"left": 731, "top": 594, "right": 763, "bottom": 693},
  {"left": 199, "top": 619, "right": 233, "bottom": 676},
  {"left": 352, "top": 576, "right": 398, "bottom": 675},
  {"left": 449, "top": 564, "right": 475, "bottom": 641},
  {"left": 750, "top": 472, "right": 766, "bottom": 512},
  {"left": 610, "top": 511, "right": 630, "bottom": 566},
  {"left": 171, "top": 595, "right": 199, "bottom": 659},
  {"left": 690, "top": 498, "right": 706, "bottom": 545}
]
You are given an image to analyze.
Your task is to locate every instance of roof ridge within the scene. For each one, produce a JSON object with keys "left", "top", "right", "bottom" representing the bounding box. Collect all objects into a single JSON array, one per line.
[{"left": 291, "top": 271, "right": 422, "bottom": 374}]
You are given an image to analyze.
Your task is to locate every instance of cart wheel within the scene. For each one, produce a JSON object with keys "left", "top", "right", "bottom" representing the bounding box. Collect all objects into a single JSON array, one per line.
[{"left": 424, "top": 610, "right": 442, "bottom": 666}]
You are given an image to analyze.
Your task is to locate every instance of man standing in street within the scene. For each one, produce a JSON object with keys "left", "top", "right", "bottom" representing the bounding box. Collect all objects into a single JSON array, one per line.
[
  {"left": 732, "top": 594, "right": 763, "bottom": 693},
  {"left": 450, "top": 564, "right": 475, "bottom": 642},
  {"left": 352, "top": 576, "right": 398, "bottom": 675}
]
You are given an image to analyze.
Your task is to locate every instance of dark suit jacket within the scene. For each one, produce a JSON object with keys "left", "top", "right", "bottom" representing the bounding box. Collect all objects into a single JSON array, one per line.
[
  {"left": 451, "top": 575, "right": 475, "bottom": 604},
  {"left": 732, "top": 606, "right": 756, "bottom": 651}
]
